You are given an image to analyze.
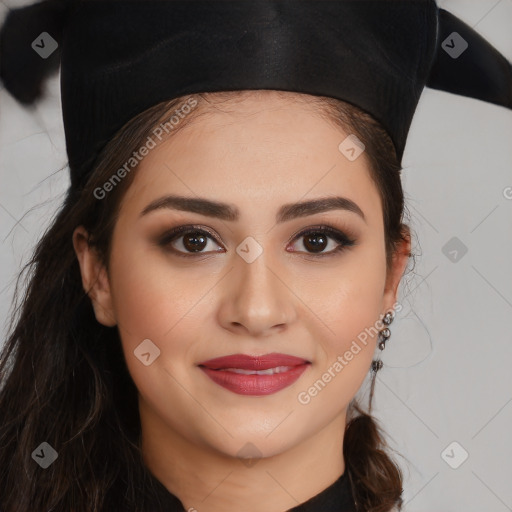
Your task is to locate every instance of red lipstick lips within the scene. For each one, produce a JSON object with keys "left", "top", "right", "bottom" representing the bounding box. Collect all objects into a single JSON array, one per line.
[{"left": 198, "top": 353, "right": 311, "bottom": 396}]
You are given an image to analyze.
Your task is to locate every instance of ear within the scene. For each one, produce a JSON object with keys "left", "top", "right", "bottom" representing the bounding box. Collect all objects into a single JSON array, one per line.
[
  {"left": 72, "top": 226, "right": 117, "bottom": 327},
  {"left": 382, "top": 225, "right": 411, "bottom": 313}
]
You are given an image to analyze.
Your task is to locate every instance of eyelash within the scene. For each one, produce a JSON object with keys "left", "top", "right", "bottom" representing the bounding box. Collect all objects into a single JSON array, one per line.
[{"left": 157, "top": 224, "right": 356, "bottom": 259}]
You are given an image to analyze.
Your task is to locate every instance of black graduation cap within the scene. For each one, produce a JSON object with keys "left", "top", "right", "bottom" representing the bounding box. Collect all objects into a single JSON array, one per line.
[{"left": 1, "top": 0, "right": 511, "bottom": 193}]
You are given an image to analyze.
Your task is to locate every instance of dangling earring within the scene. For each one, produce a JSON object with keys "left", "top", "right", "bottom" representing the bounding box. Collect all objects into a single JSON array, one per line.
[
  {"left": 369, "top": 309, "right": 395, "bottom": 411},
  {"left": 371, "top": 309, "right": 395, "bottom": 373}
]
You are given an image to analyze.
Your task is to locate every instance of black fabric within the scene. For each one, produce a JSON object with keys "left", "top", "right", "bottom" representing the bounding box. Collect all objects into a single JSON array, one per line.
[
  {"left": 0, "top": 0, "right": 511, "bottom": 194},
  {"left": 145, "top": 469, "right": 357, "bottom": 512},
  {"left": 286, "top": 471, "right": 357, "bottom": 512},
  {"left": 426, "top": 9, "right": 512, "bottom": 109},
  {"left": 59, "top": 0, "right": 438, "bottom": 191}
]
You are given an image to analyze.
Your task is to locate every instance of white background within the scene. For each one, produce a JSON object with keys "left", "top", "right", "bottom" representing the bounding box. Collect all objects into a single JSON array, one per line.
[{"left": 1, "top": 1, "right": 511, "bottom": 510}]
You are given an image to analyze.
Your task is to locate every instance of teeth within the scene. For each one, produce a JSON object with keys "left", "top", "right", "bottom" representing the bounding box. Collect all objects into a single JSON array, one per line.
[{"left": 221, "top": 366, "right": 294, "bottom": 375}]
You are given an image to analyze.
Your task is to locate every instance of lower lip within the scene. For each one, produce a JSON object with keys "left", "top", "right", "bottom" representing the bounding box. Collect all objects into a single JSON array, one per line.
[{"left": 199, "top": 364, "right": 310, "bottom": 396}]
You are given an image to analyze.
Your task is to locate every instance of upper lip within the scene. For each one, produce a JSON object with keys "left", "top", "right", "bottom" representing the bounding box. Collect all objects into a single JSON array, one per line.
[{"left": 198, "top": 353, "right": 311, "bottom": 371}]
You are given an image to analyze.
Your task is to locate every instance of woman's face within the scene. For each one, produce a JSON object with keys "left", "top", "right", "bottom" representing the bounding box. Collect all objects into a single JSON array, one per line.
[{"left": 75, "top": 92, "right": 408, "bottom": 461}]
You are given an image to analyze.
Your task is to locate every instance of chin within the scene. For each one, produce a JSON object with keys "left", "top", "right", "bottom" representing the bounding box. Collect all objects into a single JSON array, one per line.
[{"left": 204, "top": 430, "right": 301, "bottom": 461}]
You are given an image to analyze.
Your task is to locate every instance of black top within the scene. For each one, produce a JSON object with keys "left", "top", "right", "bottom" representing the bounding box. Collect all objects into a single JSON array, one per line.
[{"left": 147, "top": 469, "right": 357, "bottom": 512}]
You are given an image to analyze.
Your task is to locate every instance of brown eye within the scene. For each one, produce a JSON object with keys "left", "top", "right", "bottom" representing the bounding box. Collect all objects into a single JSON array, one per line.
[
  {"left": 182, "top": 232, "right": 208, "bottom": 252},
  {"left": 302, "top": 232, "right": 329, "bottom": 253},
  {"left": 288, "top": 226, "right": 356, "bottom": 256},
  {"left": 158, "top": 226, "right": 223, "bottom": 256}
]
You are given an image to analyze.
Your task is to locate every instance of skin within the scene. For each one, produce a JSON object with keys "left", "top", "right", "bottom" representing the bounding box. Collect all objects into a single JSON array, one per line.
[{"left": 73, "top": 91, "right": 410, "bottom": 512}]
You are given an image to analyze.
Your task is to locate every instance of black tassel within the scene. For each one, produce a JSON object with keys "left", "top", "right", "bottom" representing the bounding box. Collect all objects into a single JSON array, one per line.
[{"left": 0, "top": 0, "right": 77, "bottom": 105}]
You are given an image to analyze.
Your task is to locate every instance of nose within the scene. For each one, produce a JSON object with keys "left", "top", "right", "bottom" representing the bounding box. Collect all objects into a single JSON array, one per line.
[{"left": 217, "top": 250, "right": 298, "bottom": 338}]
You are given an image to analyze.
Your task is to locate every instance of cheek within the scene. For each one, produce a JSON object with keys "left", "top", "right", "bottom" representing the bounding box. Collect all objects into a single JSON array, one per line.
[
  {"left": 106, "top": 243, "right": 199, "bottom": 406},
  {"left": 106, "top": 235, "right": 181, "bottom": 364},
  {"left": 305, "top": 243, "right": 387, "bottom": 395},
  {"left": 310, "top": 243, "right": 387, "bottom": 343},
  {"left": 110, "top": 256, "right": 168, "bottom": 334},
  {"left": 108, "top": 229, "right": 192, "bottom": 331},
  {"left": 296, "top": 255, "right": 386, "bottom": 417},
  {"left": 107, "top": 237, "right": 214, "bottom": 379}
]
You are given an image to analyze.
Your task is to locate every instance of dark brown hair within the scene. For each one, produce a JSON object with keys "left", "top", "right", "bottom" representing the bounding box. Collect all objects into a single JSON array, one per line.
[{"left": 0, "top": 90, "right": 411, "bottom": 512}]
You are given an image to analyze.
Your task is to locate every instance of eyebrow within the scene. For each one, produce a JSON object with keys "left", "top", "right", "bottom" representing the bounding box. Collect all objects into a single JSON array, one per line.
[{"left": 139, "top": 194, "right": 366, "bottom": 224}]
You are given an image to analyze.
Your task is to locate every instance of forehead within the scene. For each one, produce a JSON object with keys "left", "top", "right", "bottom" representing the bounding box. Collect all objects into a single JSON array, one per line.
[{"left": 119, "top": 93, "right": 381, "bottom": 221}]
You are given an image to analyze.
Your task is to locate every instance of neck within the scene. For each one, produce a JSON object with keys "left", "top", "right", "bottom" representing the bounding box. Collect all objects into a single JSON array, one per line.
[{"left": 139, "top": 395, "right": 347, "bottom": 512}]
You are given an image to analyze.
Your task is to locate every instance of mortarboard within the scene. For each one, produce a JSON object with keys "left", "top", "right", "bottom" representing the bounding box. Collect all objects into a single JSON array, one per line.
[{"left": 1, "top": 0, "right": 511, "bottom": 193}]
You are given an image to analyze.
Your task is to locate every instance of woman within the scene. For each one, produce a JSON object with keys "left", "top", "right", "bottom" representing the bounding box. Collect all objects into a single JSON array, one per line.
[{"left": 0, "top": 1, "right": 510, "bottom": 511}]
